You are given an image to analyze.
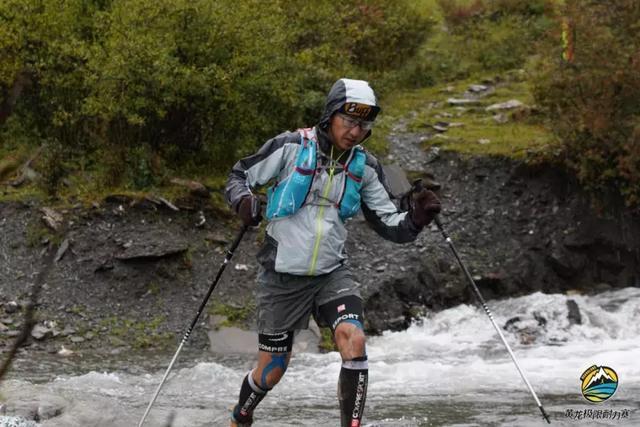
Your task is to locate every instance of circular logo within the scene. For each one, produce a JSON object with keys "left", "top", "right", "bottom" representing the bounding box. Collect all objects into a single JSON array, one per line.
[{"left": 580, "top": 365, "right": 618, "bottom": 403}]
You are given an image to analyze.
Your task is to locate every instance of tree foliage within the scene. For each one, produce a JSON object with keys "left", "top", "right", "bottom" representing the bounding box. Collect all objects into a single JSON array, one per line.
[
  {"left": 0, "top": 0, "right": 432, "bottom": 190},
  {"left": 532, "top": 0, "right": 640, "bottom": 208}
]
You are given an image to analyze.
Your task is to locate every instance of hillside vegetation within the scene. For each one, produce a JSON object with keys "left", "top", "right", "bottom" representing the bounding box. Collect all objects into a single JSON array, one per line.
[{"left": 1, "top": 0, "right": 638, "bottom": 210}]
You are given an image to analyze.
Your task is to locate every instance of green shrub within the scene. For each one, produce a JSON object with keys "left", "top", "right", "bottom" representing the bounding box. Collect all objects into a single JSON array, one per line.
[
  {"left": 423, "top": 0, "right": 554, "bottom": 80},
  {"left": 1, "top": 0, "right": 433, "bottom": 192},
  {"left": 532, "top": 0, "right": 640, "bottom": 208}
]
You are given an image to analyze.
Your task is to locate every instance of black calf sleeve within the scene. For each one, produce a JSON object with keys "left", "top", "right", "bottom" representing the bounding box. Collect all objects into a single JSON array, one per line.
[
  {"left": 233, "top": 371, "right": 269, "bottom": 423},
  {"left": 338, "top": 356, "right": 368, "bottom": 427}
]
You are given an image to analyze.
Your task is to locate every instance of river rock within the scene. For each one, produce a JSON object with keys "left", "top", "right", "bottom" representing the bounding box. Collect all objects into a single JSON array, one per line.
[
  {"left": 115, "top": 238, "right": 188, "bottom": 261},
  {"left": 546, "top": 246, "right": 586, "bottom": 279},
  {"left": 5, "top": 301, "right": 19, "bottom": 314},
  {"left": 566, "top": 299, "right": 581, "bottom": 325},
  {"left": 468, "top": 84, "right": 489, "bottom": 93},
  {"left": 447, "top": 97, "right": 480, "bottom": 106},
  {"left": 54, "top": 239, "right": 70, "bottom": 263},
  {"left": 170, "top": 178, "right": 210, "bottom": 198},
  {"left": 493, "top": 113, "right": 508, "bottom": 124},
  {"left": 1, "top": 392, "right": 66, "bottom": 423},
  {"left": 31, "top": 324, "right": 53, "bottom": 340},
  {"left": 57, "top": 345, "right": 75, "bottom": 356},
  {"left": 40, "top": 207, "right": 63, "bottom": 231},
  {"left": 486, "top": 99, "right": 525, "bottom": 112},
  {"left": 432, "top": 122, "right": 449, "bottom": 132},
  {"left": 205, "top": 231, "right": 229, "bottom": 245},
  {"left": 37, "top": 402, "right": 64, "bottom": 421}
]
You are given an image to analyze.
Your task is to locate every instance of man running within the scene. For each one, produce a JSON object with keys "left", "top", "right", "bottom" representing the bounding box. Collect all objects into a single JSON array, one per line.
[{"left": 225, "top": 78, "right": 441, "bottom": 426}]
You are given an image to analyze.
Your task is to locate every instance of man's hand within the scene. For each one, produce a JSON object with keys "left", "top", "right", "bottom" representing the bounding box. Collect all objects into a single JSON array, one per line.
[
  {"left": 409, "top": 188, "right": 441, "bottom": 227},
  {"left": 237, "top": 195, "right": 262, "bottom": 226}
]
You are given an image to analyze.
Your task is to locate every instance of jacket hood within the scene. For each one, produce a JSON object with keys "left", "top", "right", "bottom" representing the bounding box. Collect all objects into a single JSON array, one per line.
[
  {"left": 318, "top": 78, "right": 380, "bottom": 129},
  {"left": 317, "top": 78, "right": 381, "bottom": 150}
]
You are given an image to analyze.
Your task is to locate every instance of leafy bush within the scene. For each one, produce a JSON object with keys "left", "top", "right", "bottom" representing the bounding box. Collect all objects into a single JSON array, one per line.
[
  {"left": 532, "top": 0, "right": 640, "bottom": 208},
  {"left": 0, "top": 0, "right": 433, "bottom": 192},
  {"left": 419, "top": 0, "right": 554, "bottom": 80}
]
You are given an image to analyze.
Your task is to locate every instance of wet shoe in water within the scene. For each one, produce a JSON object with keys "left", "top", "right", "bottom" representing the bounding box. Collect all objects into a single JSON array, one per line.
[
  {"left": 230, "top": 406, "right": 253, "bottom": 427},
  {"left": 230, "top": 416, "right": 252, "bottom": 427}
]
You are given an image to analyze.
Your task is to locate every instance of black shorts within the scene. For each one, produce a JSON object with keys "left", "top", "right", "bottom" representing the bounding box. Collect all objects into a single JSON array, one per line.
[{"left": 255, "top": 264, "right": 364, "bottom": 334}]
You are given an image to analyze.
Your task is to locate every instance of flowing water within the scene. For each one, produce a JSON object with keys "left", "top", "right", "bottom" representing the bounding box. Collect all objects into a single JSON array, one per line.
[{"left": 1, "top": 288, "right": 639, "bottom": 426}]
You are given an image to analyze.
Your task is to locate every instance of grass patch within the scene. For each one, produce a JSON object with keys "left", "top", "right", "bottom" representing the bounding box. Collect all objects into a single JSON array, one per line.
[
  {"left": 378, "top": 75, "right": 558, "bottom": 159},
  {"left": 319, "top": 327, "right": 337, "bottom": 352},
  {"left": 99, "top": 315, "right": 173, "bottom": 349},
  {"left": 366, "top": 83, "right": 452, "bottom": 155},
  {"left": 25, "top": 215, "right": 65, "bottom": 247},
  {"left": 430, "top": 121, "right": 555, "bottom": 158},
  {"left": 209, "top": 302, "right": 255, "bottom": 328},
  {"left": 1, "top": 184, "right": 47, "bottom": 203}
]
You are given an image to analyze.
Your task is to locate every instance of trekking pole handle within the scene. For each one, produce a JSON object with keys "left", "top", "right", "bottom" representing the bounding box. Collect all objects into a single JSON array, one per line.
[{"left": 251, "top": 195, "right": 261, "bottom": 223}]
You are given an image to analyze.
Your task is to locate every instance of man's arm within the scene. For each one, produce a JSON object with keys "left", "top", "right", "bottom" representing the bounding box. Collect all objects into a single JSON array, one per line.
[
  {"left": 360, "top": 154, "right": 422, "bottom": 243},
  {"left": 225, "top": 131, "right": 299, "bottom": 212}
]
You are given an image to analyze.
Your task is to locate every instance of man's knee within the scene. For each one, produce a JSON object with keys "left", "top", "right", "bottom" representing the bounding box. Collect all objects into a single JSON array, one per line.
[
  {"left": 256, "top": 331, "right": 294, "bottom": 389},
  {"left": 255, "top": 352, "right": 289, "bottom": 388},
  {"left": 335, "top": 323, "right": 366, "bottom": 358}
]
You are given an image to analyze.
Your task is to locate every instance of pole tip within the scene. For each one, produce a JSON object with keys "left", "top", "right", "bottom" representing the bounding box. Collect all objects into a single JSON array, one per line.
[{"left": 540, "top": 405, "right": 551, "bottom": 424}]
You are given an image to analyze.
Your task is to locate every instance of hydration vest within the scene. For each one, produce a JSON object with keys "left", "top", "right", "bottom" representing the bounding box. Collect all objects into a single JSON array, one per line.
[{"left": 266, "top": 128, "right": 366, "bottom": 221}]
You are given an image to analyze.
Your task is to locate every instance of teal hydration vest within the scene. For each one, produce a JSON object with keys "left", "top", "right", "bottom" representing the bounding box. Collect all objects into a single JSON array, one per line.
[{"left": 266, "top": 128, "right": 366, "bottom": 221}]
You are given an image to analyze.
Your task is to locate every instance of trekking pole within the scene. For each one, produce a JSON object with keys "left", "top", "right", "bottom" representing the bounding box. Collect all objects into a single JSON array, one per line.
[
  {"left": 413, "top": 180, "right": 551, "bottom": 424},
  {"left": 138, "top": 223, "right": 249, "bottom": 427}
]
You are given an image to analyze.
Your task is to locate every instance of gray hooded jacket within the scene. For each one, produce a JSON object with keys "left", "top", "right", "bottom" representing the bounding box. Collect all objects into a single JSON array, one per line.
[{"left": 225, "top": 79, "right": 421, "bottom": 275}]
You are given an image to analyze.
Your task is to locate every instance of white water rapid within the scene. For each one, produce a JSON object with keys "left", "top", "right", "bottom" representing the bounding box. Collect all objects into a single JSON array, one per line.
[{"left": 2, "top": 288, "right": 639, "bottom": 426}]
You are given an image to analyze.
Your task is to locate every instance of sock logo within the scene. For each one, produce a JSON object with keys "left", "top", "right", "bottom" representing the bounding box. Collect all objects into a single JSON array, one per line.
[
  {"left": 240, "top": 391, "right": 259, "bottom": 416},
  {"left": 351, "top": 372, "right": 367, "bottom": 422}
]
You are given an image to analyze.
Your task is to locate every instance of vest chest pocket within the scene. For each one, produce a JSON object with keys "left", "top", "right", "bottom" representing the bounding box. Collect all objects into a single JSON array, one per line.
[
  {"left": 266, "top": 131, "right": 317, "bottom": 220},
  {"left": 338, "top": 150, "right": 366, "bottom": 220}
]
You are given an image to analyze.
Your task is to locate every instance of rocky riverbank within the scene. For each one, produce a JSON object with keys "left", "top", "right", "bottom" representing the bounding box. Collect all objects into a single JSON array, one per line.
[
  {"left": 2, "top": 79, "right": 640, "bottom": 365},
  {"left": 1, "top": 148, "right": 639, "bottom": 366}
]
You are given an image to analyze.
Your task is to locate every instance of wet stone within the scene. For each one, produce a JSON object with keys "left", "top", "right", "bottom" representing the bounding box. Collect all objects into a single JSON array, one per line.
[
  {"left": 5, "top": 301, "right": 19, "bottom": 314},
  {"left": 37, "top": 403, "right": 64, "bottom": 420},
  {"left": 566, "top": 299, "right": 582, "bottom": 325},
  {"left": 31, "top": 324, "right": 53, "bottom": 340}
]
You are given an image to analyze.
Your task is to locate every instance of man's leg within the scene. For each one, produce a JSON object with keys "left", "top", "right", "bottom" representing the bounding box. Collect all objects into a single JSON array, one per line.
[
  {"left": 231, "top": 331, "right": 293, "bottom": 426},
  {"left": 319, "top": 295, "right": 368, "bottom": 427}
]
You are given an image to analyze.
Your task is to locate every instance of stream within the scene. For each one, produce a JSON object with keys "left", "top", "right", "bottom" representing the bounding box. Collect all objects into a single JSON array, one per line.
[{"left": 2, "top": 288, "right": 639, "bottom": 426}]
